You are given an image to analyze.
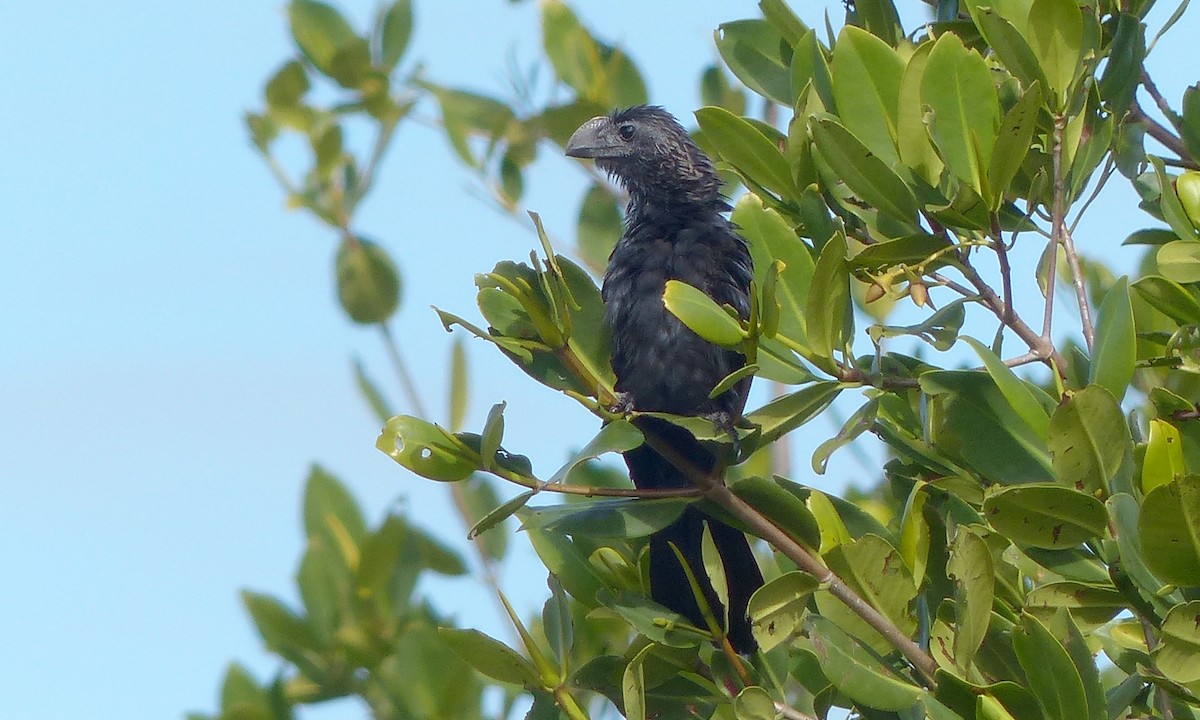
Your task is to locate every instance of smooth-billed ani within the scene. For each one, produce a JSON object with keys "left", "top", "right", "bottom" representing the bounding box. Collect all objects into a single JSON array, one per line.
[{"left": 565, "top": 105, "right": 764, "bottom": 653}]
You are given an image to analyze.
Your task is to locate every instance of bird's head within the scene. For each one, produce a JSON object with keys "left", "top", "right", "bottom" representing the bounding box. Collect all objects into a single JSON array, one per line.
[{"left": 565, "top": 105, "right": 722, "bottom": 208}]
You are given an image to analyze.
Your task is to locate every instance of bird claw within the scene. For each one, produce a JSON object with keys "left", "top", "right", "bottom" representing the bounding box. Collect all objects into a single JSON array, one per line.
[
  {"left": 608, "top": 391, "right": 636, "bottom": 416},
  {"left": 703, "top": 410, "right": 742, "bottom": 458}
]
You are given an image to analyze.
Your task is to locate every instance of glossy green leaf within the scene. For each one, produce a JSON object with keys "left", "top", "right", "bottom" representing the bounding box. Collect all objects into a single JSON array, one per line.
[
  {"left": 303, "top": 465, "right": 367, "bottom": 545},
  {"left": 921, "top": 32, "right": 1000, "bottom": 196},
  {"left": 1013, "top": 612, "right": 1089, "bottom": 720},
  {"left": 733, "top": 194, "right": 814, "bottom": 349},
  {"left": 965, "top": 4, "right": 1047, "bottom": 89},
  {"left": 1098, "top": 13, "right": 1144, "bottom": 117},
  {"left": 830, "top": 25, "right": 904, "bottom": 166},
  {"left": 1156, "top": 601, "right": 1200, "bottom": 684},
  {"left": 962, "top": 337, "right": 1051, "bottom": 441},
  {"left": 791, "top": 30, "right": 835, "bottom": 112},
  {"left": 811, "top": 118, "right": 919, "bottom": 225},
  {"left": 1158, "top": 241, "right": 1200, "bottom": 284},
  {"left": 748, "top": 571, "right": 820, "bottom": 652},
  {"left": 1151, "top": 157, "right": 1200, "bottom": 242},
  {"left": 1024, "top": 582, "right": 1125, "bottom": 629},
  {"left": 813, "top": 398, "right": 878, "bottom": 475},
  {"left": 853, "top": 0, "right": 904, "bottom": 46},
  {"left": 1132, "top": 275, "right": 1200, "bottom": 325},
  {"left": 733, "top": 686, "right": 776, "bottom": 720},
  {"left": 439, "top": 627, "right": 540, "bottom": 687},
  {"left": 1047, "top": 385, "right": 1129, "bottom": 494},
  {"left": 1143, "top": 419, "right": 1186, "bottom": 494},
  {"left": 806, "top": 614, "right": 924, "bottom": 711},
  {"left": 805, "top": 231, "right": 851, "bottom": 372},
  {"left": 603, "top": 592, "right": 700, "bottom": 649},
  {"left": 896, "top": 41, "right": 944, "bottom": 185},
  {"left": 730, "top": 475, "right": 821, "bottom": 549},
  {"left": 695, "top": 106, "right": 796, "bottom": 200},
  {"left": 289, "top": 0, "right": 358, "bottom": 75},
  {"left": 920, "top": 370, "right": 1055, "bottom": 484},
  {"left": 819, "top": 534, "right": 918, "bottom": 652},
  {"left": 525, "top": 528, "right": 607, "bottom": 608},
  {"left": 714, "top": 20, "right": 792, "bottom": 105},
  {"left": 576, "top": 183, "right": 622, "bottom": 274},
  {"left": 849, "top": 233, "right": 953, "bottom": 273},
  {"left": 1026, "top": 0, "right": 1083, "bottom": 108},
  {"left": 379, "top": 0, "right": 413, "bottom": 69},
  {"left": 1089, "top": 278, "right": 1135, "bottom": 401},
  {"left": 1183, "top": 83, "right": 1200, "bottom": 161},
  {"left": 897, "top": 481, "right": 931, "bottom": 588},
  {"left": 336, "top": 236, "right": 401, "bottom": 324},
  {"left": 662, "top": 279, "right": 746, "bottom": 348},
  {"left": 377, "top": 415, "right": 478, "bottom": 482},
  {"left": 983, "top": 484, "right": 1107, "bottom": 549},
  {"left": 988, "top": 82, "right": 1042, "bottom": 209},
  {"left": 947, "top": 527, "right": 994, "bottom": 671},
  {"left": 869, "top": 299, "right": 967, "bottom": 351},
  {"left": 743, "top": 381, "right": 841, "bottom": 449},
  {"left": 1107, "top": 492, "right": 1171, "bottom": 596},
  {"left": 1139, "top": 476, "right": 1200, "bottom": 587},
  {"left": 520, "top": 497, "right": 690, "bottom": 539},
  {"left": 547, "top": 420, "right": 643, "bottom": 485}
]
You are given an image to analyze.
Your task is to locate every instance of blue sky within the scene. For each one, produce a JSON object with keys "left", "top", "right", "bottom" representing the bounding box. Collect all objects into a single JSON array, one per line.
[{"left": 1, "top": 2, "right": 1192, "bottom": 718}]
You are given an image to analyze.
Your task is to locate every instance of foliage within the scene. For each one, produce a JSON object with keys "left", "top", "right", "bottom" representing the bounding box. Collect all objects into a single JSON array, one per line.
[{"left": 197, "top": 0, "right": 1200, "bottom": 719}]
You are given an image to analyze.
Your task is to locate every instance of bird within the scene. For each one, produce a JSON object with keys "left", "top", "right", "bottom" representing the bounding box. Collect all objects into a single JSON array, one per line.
[{"left": 565, "top": 105, "right": 765, "bottom": 653}]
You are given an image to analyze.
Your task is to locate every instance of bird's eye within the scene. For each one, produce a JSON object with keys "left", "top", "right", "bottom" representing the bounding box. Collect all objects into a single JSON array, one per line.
[{"left": 617, "top": 123, "right": 636, "bottom": 141}]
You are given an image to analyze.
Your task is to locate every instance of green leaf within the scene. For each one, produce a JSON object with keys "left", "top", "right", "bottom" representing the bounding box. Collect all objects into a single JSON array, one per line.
[
  {"left": 896, "top": 42, "right": 944, "bottom": 185},
  {"left": 806, "top": 614, "right": 924, "bottom": 712},
  {"left": 805, "top": 232, "right": 851, "bottom": 372},
  {"left": 1139, "top": 476, "right": 1200, "bottom": 587},
  {"left": 921, "top": 31, "right": 1000, "bottom": 197},
  {"left": 469, "top": 489, "right": 535, "bottom": 542},
  {"left": 1156, "top": 601, "right": 1200, "bottom": 684},
  {"left": 734, "top": 686, "right": 777, "bottom": 720},
  {"left": 241, "top": 591, "right": 318, "bottom": 660},
  {"left": 439, "top": 627, "right": 540, "bottom": 687},
  {"left": 983, "top": 484, "right": 1107, "bottom": 549},
  {"left": 219, "top": 663, "right": 271, "bottom": 715},
  {"left": 962, "top": 337, "right": 1051, "bottom": 441},
  {"left": 1026, "top": 0, "right": 1083, "bottom": 108},
  {"left": 576, "top": 184, "right": 622, "bottom": 274},
  {"left": 289, "top": 0, "right": 358, "bottom": 75},
  {"left": 525, "top": 528, "right": 607, "bottom": 608},
  {"left": 1098, "top": 14, "right": 1144, "bottom": 118},
  {"left": 520, "top": 497, "right": 690, "bottom": 539},
  {"left": 1123, "top": 228, "right": 1180, "bottom": 246},
  {"left": 264, "top": 60, "right": 309, "bottom": 109},
  {"left": 947, "top": 527, "right": 994, "bottom": 671},
  {"left": 714, "top": 19, "right": 792, "bottom": 105},
  {"left": 964, "top": 4, "right": 1048, "bottom": 89},
  {"left": 730, "top": 475, "right": 821, "bottom": 549},
  {"left": 848, "top": 233, "right": 952, "bottom": 272},
  {"left": 811, "top": 118, "right": 919, "bottom": 225},
  {"left": 1089, "top": 278, "right": 1135, "bottom": 401},
  {"left": 352, "top": 357, "right": 393, "bottom": 424},
  {"left": 377, "top": 415, "right": 478, "bottom": 482},
  {"left": 1151, "top": 157, "right": 1200, "bottom": 242},
  {"left": 868, "top": 298, "right": 967, "bottom": 351},
  {"left": 734, "top": 194, "right": 814, "bottom": 349},
  {"left": 1158, "top": 241, "right": 1200, "bottom": 284},
  {"left": 379, "top": 0, "right": 413, "bottom": 70},
  {"left": 542, "top": 576, "right": 573, "bottom": 671},
  {"left": 1142, "top": 419, "right": 1185, "bottom": 494},
  {"left": 622, "top": 645, "right": 649, "bottom": 720},
  {"left": 920, "top": 370, "right": 1055, "bottom": 484},
  {"left": 335, "top": 236, "right": 401, "bottom": 324},
  {"left": 661, "top": 279, "right": 746, "bottom": 348},
  {"left": 743, "top": 381, "right": 842, "bottom": 450},
  {"left": 1047, "top": 385, "right": 1129, "bottom": 494},
  {"left": 1013, "top": 612, "right": 1090, "bottom": 720},
  {"left": 988, "top": 82, "right": 1042, "bottom": 209},
  {"left": 1024, "top": 582, "right": 1125, "bottom": 630},
  {"left": 813, "top": 398, "right": 878, "bottom": 475},
  {"left": 448, "top": 338, "right": 468, "bottom": 432},
  {"left": 898, "top": 481, "right": 931, "bottom": 587},
  {"left": 830, "top": 25, "right": 905, "bottom": 166},
  {"left": 1132, "top": 275, "right": 1200, "bottom": 325},
  {"left": 604, "top": 592, "right": 702, "bottom": 648},
  {"left": 818, "top": 534, "right": 918, "bottom": 652},
  {"left": 748, "top": 571, "right": 820, "bottom": 652},
  {"left": 303, "top": 465, "right": 367, "bottom": 544},
  {"left": 1108, "top": 492, "right": 1171, "bottom": 596},
  {"left": 695, "top": 106, "right": 796, "bottom": 201},
  {"left": 791, "top": 30, "right": 835, "bottom": 112},
  {"left": 547, "top": 420, "right": 644, "bottom": 485},
  {"left": 1183, "top": 83, "right": 1200, "bottom": 162}
]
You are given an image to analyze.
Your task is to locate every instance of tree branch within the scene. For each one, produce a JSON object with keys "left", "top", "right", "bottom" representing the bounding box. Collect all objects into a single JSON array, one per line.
[{"left": 1049, "top": 115, "right": 1096, "bottom": 352}]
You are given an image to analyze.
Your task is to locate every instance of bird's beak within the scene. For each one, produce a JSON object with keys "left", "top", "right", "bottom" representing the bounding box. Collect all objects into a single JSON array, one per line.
[{"left": 565, "top": 116, "right": 610, "bottom": 158}]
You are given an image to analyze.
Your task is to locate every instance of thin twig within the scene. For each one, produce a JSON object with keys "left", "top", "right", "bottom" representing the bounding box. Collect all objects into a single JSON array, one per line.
[
  {"left": 1130, "top": 102, "right": 1193, "bottom": 162},
  {"left": 638, "top": 430, "right": 941, "bottom": 686},
  {"left": 1069, "top": 158, "right": 1116, "bottom": 236},
  {"left": 1141, "top": 71, "right": 1178, "bottom": 126},
  {"left": 990, "top": 213, "right": 1015, "bottom": 328},
  {"left": 1046, "top": 113, "right": 1095, "bottom": 351},
  {"left": 1139, "top": 617, "right": 1176, "bottom": 720}
]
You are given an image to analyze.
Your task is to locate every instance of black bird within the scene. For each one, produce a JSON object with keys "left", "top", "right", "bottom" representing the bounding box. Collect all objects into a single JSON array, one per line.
[{"left": 566, "top": 106, "right": 765, "bottom": 652}]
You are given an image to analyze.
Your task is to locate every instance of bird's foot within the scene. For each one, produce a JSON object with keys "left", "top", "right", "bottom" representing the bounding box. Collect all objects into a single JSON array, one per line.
[
  {"left": 607, "top": 391, "right": 636, "bottom": 416},
  {"left": 703, "top": 410, "right": 742, "bottom": 457}
]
